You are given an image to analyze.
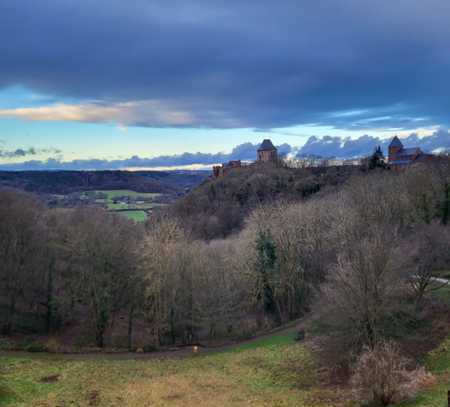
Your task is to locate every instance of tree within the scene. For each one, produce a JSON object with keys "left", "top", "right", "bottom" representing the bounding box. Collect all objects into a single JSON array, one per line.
[
  {"left": 67, "top": 208, "right": 141, "bottom": 347},
  {"left": 403, "top": 223, "right": 450, "bottom": 308},
  {"left": 254, "top": 230, "right": 281, "bottom": 326},
  {"left": 0, "top": 189, "right": 46, "bottom": 334},
  {"left": 141, "top": 216, "right": 187, "bottom": 346},
  {"left": 351, "top": 341, "right": 429, "bottom": 406},
  {"left": 309, "top": 176, "right": 414, "bottom": 362},
  {"left": 368, "top": 146, "right": 386, "bottom": 170}
]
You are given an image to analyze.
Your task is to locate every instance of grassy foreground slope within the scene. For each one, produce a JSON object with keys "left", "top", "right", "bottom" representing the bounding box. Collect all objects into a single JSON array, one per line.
[
  {"left": 0, "top": 330, "right": 449, "bottom": 406},
  {"left": 398, "top": 336, "right": 450, "bottom": 407},
  {"left": 0, "top": 329, "right": 350, "bottom": 407}
]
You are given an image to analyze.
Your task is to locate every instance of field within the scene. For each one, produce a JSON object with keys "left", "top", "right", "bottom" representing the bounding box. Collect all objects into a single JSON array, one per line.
[
  {"left": 397, "top": 283, "right": 450, "bottom": 406},
  {"left": 88, "top": 190, "right": 162, "bottom": 200},
  {"left": 0, "top": 329, "right": 349, "bottom": 407},
  {"left": 1, "top": 326, "right": 449, "bottom": 407},
  {"left": 121, "top": 210, "right": 147, "bottom": 222},
  {"left": 81, "top": 190, "right": 165, "bottom": 222},
  {"left": 398, "top": 335, "right": 450, "bottom": 407},
  {"left": 0, "top": 267, "right": 448, "bottom": 407}
]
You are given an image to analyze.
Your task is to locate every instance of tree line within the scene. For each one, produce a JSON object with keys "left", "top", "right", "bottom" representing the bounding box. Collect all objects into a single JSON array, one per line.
[{"left": 0, "top": 161, "right": 449, "bottom": 355}]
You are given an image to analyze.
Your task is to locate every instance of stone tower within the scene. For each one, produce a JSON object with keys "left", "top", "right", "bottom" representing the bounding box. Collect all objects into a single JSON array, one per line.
[
  {"left": 257, "top": 139, "right": 278, "bottom": 163},
  {"left": 388, "top": 136, "right": 403, "bottom": 161}
]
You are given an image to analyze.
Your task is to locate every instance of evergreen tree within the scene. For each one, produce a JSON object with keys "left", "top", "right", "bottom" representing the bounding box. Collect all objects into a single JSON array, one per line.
[
  {"left": 254, "top": 230, "right": 281, "bottom": 325},
  {"left": 368, "top": 146, "right": 386, "bottom": 170}
]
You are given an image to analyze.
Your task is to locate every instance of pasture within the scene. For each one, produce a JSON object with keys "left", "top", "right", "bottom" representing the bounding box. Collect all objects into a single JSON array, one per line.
[
  {"left": 82, "top": 190, "right": 164, "bottom": 222},
  {"left": 0, "top": 329, "right": 343, "bottom": 407},
  {"left": 1, "top": 327, "right": 449, "bottom": 407}
]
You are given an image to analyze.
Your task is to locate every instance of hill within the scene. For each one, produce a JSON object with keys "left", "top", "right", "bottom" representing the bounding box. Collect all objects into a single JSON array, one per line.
[
  {"left": 1, "top": 319, "right": 449, "bottom": 406},
  {"left": 0, "top": 170, "right": 208, "bottom": 195},
  {"left": 170, "top": 163, "right": 361, "bottom": 239}
]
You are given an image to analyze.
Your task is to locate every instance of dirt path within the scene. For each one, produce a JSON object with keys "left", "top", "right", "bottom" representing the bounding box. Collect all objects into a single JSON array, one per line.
[{"left": 0, "top": 321, "right": 300, "bottom": 361}]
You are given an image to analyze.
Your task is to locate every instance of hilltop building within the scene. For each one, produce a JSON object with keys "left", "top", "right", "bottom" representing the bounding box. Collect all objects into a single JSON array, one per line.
[
  {"left": 212, "top": 160, "right": 242, "bottom": 178},
  {"left": 257, "top": 139, "right": 278, "bottom": 163},
  {"left": 212, "top": 139, "right": 278, "bottom": 178},
  {"left": 388, "top": 136, "right": 434, "bottom": 170}
]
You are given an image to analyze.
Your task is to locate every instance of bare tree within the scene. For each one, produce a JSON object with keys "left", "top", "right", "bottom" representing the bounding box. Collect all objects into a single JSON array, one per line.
[
  {"left": 66, "top": 208, "right": 141, "bottom": 347},
  {"left": 402, "top": 223, "right": 450, "bottom": 308},
  {"left": 0, "top": 189, "right": 46, "bottom": 334}
]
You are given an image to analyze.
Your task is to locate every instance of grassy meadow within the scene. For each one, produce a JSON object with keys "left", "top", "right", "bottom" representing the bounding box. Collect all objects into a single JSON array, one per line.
[
  {"left": 84, "top": 190, "right": 162, "bottom": 200},
  {"left": 1, "top": 326, "right": 449, "bottom": 407},
  {"left": 82, "top": 190, "right": 163, "bottom": 222},
  {"left": 121, "top": 210, "right": 147, "bottom": 222},
  {"left": 0, "top": 329, "right": 349, "bottom": 407},
  {"left": 398, "top": 335, "right": 450, "bottom": 407}
]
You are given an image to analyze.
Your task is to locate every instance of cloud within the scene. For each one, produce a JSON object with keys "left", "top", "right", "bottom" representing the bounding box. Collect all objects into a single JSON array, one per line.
[
  {"left": 0, "top": 101, "right": 201, "bottom": 127},
  {"left": 0, "top": 146, "right": 61, "bottom": 159},
  {"left": 297, "top": 129, "right": 450, "bottom": 158},
  {"left": 0, "top": 141, "right": 281, "bottom": 170},
  {"left": 1, "top": 1, "right": 450, "bottom": 129},
  {"left": 1, "top": 131, "right": 448, "bottom": 170}
]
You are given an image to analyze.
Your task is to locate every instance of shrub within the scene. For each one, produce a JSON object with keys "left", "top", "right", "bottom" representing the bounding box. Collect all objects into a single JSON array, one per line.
[
  {"left": 20, "top": 339, "right": 48, "bottom": 353},
  {"left": 143, "top": 344, "right": 158, "bottom": 353},
  {"left": 350, "top": 341, "right": 432, "bottom": 406},
  {"left": 44, "top": 337, "right": 62, "bottom": 353},
  {"left": 0, "top": 337, "right": 12, "bottom": 351}
]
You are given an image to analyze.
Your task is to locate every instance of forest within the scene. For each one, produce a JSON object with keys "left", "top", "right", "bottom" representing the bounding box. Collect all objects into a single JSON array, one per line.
[{"left": 1, "top": 161, "right": 450, "bottom": 406}]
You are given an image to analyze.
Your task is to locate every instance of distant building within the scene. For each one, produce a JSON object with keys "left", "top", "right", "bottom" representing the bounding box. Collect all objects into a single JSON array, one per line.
[
  {"left": 212, "top": 160, "right": 242, "bottom": 178},
  {"left": 212, "top": 139, "right": 278, "bottom": 178},
  {"left": 388, "top": 136, "right": 434, "bottom": 170},
  {"left": 257, "top": 139, "right": 278, "bottom": 163}
]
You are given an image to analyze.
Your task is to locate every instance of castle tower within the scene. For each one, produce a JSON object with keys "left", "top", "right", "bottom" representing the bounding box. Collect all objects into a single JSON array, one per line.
[
  {"left": 257, "top": 139, "right": 278, "bottom": 163},
  {"left": 388, "top": 136, "right": 403, "bottom": 162}
]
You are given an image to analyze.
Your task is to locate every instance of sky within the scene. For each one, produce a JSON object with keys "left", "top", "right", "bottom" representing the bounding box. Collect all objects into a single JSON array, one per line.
[{"left": 1, "top": 0, "right": 449, "bottom": 168}]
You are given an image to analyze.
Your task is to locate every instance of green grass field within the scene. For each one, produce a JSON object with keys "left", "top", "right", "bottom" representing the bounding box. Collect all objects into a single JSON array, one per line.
[
  {"left": 83, "top": 190, "right": 162, "bottom": 200},
  {"left": 0, "top": 329, "right": 352, "bottom": 407},
  {"left": 121, "top": 210, "right": 147, "bottom": 222},
  {"left": 1, "top": 286, "right": 448, "bottom": 407},
  {"left": 397, "top": 282, "right": 450, "bottom": 406},
  {"left": 82, "top": 190, "right": 163, "bottom": 222},
  {"left": 397, "top": 335, "right": 450, "bottom": 407},
  {"left": 399, "top": 282, "right": 450, "bottom": 406},
  {"left": 1, "top": 328, "right": 449, "bottom": 407}
]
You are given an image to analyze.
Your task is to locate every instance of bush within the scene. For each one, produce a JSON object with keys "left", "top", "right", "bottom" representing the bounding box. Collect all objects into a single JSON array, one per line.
[
  {"left": 143, "top": 344, "right": 158, "bottom": 353},
  {"left": 20, "top": 339, "right": 48, "bottom": 353},
  {"left": 0, "top": 337, "right": 12, "bottom": 351},
  {"left": 44, "top": 337, "right": 62, "bottom": 353},
  {"left": 350, "top": 341, "right": 432, "bottom": 406}
]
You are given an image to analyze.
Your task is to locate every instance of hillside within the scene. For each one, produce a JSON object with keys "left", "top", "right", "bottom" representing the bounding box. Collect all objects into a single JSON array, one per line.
[
  {"left": 170, "top": 163, "right": 361, "bottom": 239},
  {"left": 1, "top": 318, "right": 449, "bottom": 407},
  {"left": 0, "top": 170, "right": 208, "bottom": 195}
]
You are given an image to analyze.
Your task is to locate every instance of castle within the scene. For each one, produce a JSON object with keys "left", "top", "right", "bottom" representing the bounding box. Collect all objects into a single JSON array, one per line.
[
  {"left": 213, "top": 139, "right": 278, "bottom": 178},
  {"left": 257, "top": 139, "right": 278, "bottom": 163},
  {"left": 388, "top": 136, "right": 434, "bottom": 170}
]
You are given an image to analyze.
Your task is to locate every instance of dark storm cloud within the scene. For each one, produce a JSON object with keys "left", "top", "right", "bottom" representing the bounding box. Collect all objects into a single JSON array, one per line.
[{"left": 1, "top": 0, "right": 450, "bottom": 129}]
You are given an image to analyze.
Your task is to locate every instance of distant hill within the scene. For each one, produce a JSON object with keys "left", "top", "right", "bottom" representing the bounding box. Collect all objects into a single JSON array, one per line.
[
  {"left": 0, "top": 170, "right": 208, "bottom": 195},
  {"left": 170, "top": 163, "right": 360, "bottom": 239}
]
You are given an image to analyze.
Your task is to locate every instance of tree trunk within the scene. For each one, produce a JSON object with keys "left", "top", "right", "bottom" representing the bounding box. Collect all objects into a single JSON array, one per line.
[
  {"left": 96, "top": 326, "right": 104, "bottom": 348},
  {"left": 3, "top": 294, "right": 16, "bottom": 335},
  {"left": 127, "top": 304, "right": 135, "bottom": 351},
  {"left": 45, "top": 258, "right": 55, "bottom": 333}
]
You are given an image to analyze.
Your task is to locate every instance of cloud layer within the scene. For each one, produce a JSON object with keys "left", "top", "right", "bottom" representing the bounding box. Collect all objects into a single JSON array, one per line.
[
  {"left": 298, "top": 129, "right": 450, "bottom": 158},
  {"left": 1, "top": 132, "right": 448, "bottom": 171},
  {"left": 1, "top": 1, "right": 450, "bottom": 129},
  {"left": 0, "top": 146, "right": 61, "bottom": 159}
]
